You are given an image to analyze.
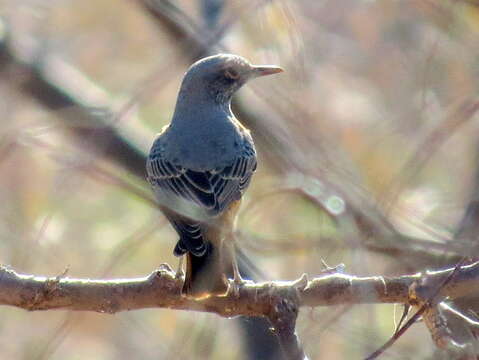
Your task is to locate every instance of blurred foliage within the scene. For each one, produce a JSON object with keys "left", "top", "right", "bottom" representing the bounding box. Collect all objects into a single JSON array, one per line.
[{"left": 0, "top": 0, "right": 479, "bottom": 359}]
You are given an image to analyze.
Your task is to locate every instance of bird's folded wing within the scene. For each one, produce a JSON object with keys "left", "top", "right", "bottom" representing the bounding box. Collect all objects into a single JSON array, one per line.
[
  {"left": 147, "top": 146, "right": 256, "bottom": 255},
  {"left": 146, "top": 147, "right": 257, "bottom": 216}
]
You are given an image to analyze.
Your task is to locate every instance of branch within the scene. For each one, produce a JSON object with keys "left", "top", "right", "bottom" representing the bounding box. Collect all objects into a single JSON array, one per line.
[
  {"left": 1, "top": 261, "right": 478, "bottom": 314},
  {"left": 1, "top": 261, "right": 479, "bottom": 359}
]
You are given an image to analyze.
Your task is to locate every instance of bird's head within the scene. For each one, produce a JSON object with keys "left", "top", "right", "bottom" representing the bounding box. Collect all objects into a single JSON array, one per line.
[{"left": 179, "top": 54, "right": 283, "bottom": 105}]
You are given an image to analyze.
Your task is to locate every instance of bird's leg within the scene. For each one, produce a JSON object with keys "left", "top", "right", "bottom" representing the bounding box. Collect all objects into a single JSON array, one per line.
[
  {"left": 175, "top": 255, "right": 184, "bottom": 279},
  {"left": 226, "top": 232, "right": 245, "bottom": 297},
  {"left": 231, "top": 242, "right": 243, "bottom": 285}
]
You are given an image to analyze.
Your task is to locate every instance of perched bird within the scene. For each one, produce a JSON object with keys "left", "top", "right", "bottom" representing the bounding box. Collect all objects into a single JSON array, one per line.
[{"left": 146, "top": 54, "right": 283, "bottom": 298}]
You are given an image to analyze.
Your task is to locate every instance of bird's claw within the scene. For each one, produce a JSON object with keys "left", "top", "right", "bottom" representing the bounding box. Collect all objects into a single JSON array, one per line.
[
  {"left": 227, "top": 277, "right": 245, "bottom": 298},
  {"left": 175, "top": 268, "right": 184, "bottom": 280}
]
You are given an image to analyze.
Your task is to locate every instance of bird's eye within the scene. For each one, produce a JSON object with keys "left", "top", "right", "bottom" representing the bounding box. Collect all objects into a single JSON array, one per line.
[{"left": 224, "top": 68, "right": 240, "bottom": 80}]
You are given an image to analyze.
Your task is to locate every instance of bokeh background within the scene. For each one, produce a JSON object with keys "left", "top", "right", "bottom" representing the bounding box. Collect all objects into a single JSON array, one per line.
[{"left": 0, "top": 0, "right": 479, "bottom": 359}]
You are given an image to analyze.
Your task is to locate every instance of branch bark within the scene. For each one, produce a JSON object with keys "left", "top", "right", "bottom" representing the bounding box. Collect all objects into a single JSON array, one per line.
[
  {"left": 1, "top": 261, "right": 479, "bottom": 359},
  {"left": 1, "top": 262, "right": 478, "bottom": 317}
]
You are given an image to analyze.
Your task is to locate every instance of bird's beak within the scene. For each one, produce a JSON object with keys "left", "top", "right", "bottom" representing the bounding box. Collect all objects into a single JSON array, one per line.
[{"left": 251, "top": 65, "right": 284, "bottom": 78}]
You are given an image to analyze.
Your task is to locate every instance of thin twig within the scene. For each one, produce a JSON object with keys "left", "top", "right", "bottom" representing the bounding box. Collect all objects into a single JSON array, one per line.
[{"left": 364, "top": 258, "right": 467, "bottom": 359}]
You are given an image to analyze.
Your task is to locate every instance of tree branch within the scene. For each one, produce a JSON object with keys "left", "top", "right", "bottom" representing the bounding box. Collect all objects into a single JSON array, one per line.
[
  {"left": 1, "top": 261, "right": 478, "bottom": 315},
  {"left": 1, "top": 260, "right": 479, "bottom": 359}
]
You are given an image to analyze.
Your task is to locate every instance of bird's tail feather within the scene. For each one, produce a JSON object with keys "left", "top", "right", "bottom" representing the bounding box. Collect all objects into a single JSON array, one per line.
[{"left": 182, "top": 243, "right": 230, "bottom": 298}]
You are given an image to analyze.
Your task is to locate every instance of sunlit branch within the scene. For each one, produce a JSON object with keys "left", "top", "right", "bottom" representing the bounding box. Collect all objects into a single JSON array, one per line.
[{"left": 1, "top": 261, "right": 478, "bottom": 357}]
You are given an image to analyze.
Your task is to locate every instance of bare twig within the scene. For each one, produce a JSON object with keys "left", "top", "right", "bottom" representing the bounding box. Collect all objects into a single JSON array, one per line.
[{"left": 365, "top": 259, "right": 467, "bottom": 359}]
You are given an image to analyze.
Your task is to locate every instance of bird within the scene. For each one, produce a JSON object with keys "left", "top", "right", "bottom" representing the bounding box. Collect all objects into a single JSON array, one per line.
[{"left": 146, "top": 54, "right": 283, "bottom": 298}]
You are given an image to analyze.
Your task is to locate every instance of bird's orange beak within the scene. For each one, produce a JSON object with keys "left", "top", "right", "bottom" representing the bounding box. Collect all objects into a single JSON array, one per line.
[{"left": 251, "top": 65, "right": 284, "bottom": 77}]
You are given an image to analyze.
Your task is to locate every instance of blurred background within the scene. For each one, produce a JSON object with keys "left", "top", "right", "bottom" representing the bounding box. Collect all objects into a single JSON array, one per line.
[{"left": 0, "top": 0, "right": 479, "bottom": 359}]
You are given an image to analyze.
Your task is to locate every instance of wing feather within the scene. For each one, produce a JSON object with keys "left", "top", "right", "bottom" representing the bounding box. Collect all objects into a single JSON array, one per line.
[
  {"left": 147, "top": 137, "right": 256, "bottom": 255},
  {"left": 148, "top": 154, "right": 255, "bottom": 213}
]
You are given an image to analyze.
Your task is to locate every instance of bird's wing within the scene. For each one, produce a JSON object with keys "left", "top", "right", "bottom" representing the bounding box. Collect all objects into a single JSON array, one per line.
[
  {"left": 208, "top": 144, "right": 257, "bottom": 212},
  {"left": 147, "top": 139, "right": 256, "bottom": 255},
  {"left": 147, "top": 146, "right": 256, "bottom": 214}
]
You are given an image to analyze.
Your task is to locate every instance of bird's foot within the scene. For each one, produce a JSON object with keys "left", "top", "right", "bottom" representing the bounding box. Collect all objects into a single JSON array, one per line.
[
  {"left": 175, "top": 268, "right": 184, "bottom": 280},
  {"left": 227, "top": 276, "right": 246, "bottom": 298}
]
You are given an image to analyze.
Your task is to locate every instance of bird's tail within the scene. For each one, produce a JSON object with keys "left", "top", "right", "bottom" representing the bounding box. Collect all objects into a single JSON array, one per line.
[{"left": 182, "top": 242, "right": 230, "bottom": 298}]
